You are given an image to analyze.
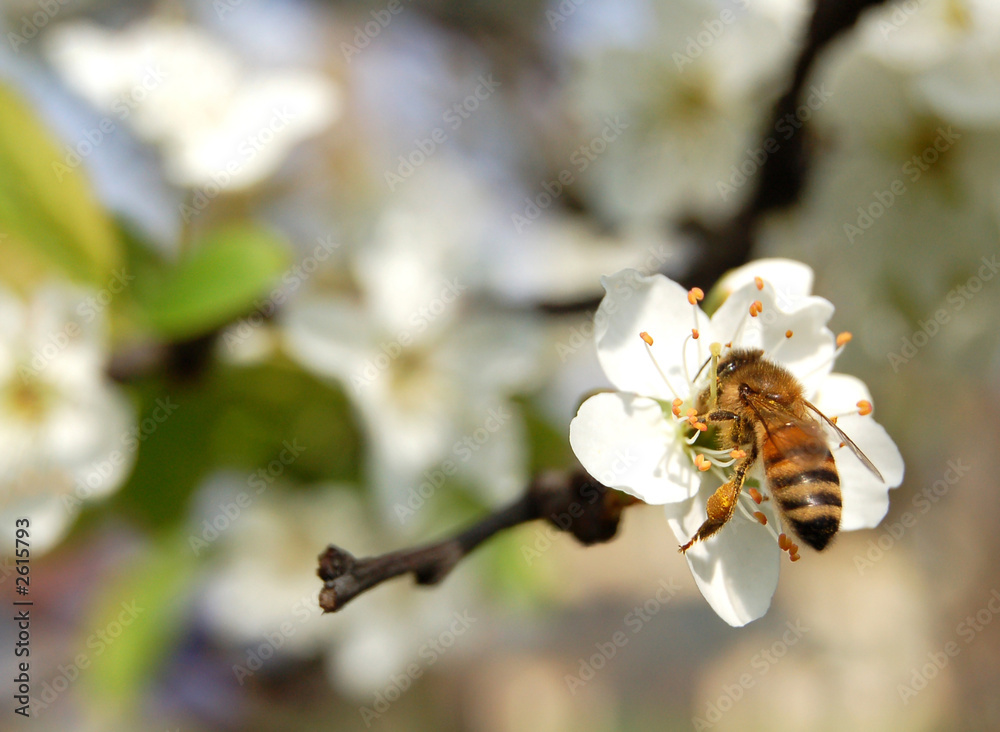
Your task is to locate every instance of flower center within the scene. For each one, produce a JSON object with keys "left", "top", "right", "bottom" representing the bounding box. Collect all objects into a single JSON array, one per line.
[{"left": 3, "top": 376, "right": 53, "bottom": 424}]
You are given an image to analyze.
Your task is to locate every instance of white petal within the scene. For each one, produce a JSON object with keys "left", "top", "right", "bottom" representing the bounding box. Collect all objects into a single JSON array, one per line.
[
  {"left": 280, "top": 297, "right": 372, "bottom": 383},
  {"left": 569, "top": 392, "right": 699, "bottom": 504},
  {"left": 713, "top": 258, "right": 815, "bottom": 305},
  {"left": 665, "top": 481, "right": 780, "bottom": 627},
  {"left": 594, "top": 270, "right": 709, "bottom": 401},
  {"left": 812, "top": 374, "right": 904, "bottom": 531},
  {"left": 0, "top": 497, "right": 74, "bottom": 556},
  {"left": 709, "top": 280, "right": 836, "bottom": 396}
]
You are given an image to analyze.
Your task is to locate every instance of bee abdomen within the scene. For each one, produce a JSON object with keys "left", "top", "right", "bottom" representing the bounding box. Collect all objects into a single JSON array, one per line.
[{"left": 768, "top": 465, "right": 842, "bottom": 551}]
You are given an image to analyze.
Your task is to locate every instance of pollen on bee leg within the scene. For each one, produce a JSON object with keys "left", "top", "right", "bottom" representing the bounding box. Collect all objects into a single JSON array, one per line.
[
  {"left": 752, "top": 511, "right": 767, "bottom": 525},
  {"left": 754, "top": 276, "right": 764, "bottom": 290},
  {"left": 857, "top": 399, "right": 873, "bottom": 416},
  {"left": 748, "top": 487, "right": 763, "bottom": 504},
  {"left": 687, "top": 287, "right": 705, "bottom": 305},
  {"left": 836, "top": 331, "right": 853, "bottom": 348},
  {"left": 639, "top": 331, "right": 654, "bottom": 346}
]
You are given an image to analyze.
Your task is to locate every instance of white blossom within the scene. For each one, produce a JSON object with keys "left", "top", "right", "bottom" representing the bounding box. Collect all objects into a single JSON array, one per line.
[
  {"left": 569, "top": 260, "right": 904, "bottom": 625},
  {"left": 0, "top": 284, "right": 134, "bottom": 553}
]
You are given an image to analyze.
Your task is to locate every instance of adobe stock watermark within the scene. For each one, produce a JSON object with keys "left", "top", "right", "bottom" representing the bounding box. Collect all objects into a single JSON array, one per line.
[
  {"left": 51, "top": 66, "right": 168, "bottom": 182},
  {"left": 564, "top": 578, "right": 680, "bottom": 694},
  {"left": 511, "top": 115, "right": 630, "bottom": 234},
  {"left": 189, "top": 439, "right": 307, "bottom": 554},
  {"left": 384, "top": 74, "right": 501, "bottom": 191},
  {"left": 546, "top": 0, "right": 589, "bottom": 30},
  {"left": 672, "top": 0, "right": 750, "bottom": 70},
  {"left": 29, "top": 600, "right": 144, "bottom": 716},
  {"left": 231, "top": 594, "right": 323, "bottom": 684},
  {"left": 340, "top": 0, "right": 415, "bottom": 63},
  {"left": 349, "top": 278, "right": 467, "bottom": 393},
  {"left": 876, "top": 0, "right": 928, "bottom": 38},
  {"left": 214, "top": 0, "right": 249, "bottom": 19},
  {"left": 844, "top": 125, "right": 961, "bottom": 243},
  {"left": 692, "top": 619, "right": 810, "bottom": 730},
  {"left": 552, "top": 245, "right": 674, "bottom": 362},
  {"left": 886, "top": 255, "right": 998, "bottom": 371},
  {"left": 223, "top": 234, "right": 342, "bottom": 352},
  {"left": 60, "top": 396, "right": 180, "bottom": 517},
  {"left": 522, "top": 454, "right": 638, "bottom": 566},
  {"left": 716, "top": 84, "right": 834, "bottom": 202},
  {"left": 359, "top": 610, "right": 476, "bottom": 727},
  {"left": 7, "top": 0, "right": 73, "bottom": 53},
  {"left": 394, "top": 407, "right": 511, "bottom": 523},
  {"left": 853, "top": 457, "right": 970, "bottom": 574},
  {"left": 17, "top": 269, "right": 135, "bottom": 384},
  {"left": 179, "top": 106, "right": 303, "bottom": 222},
  {"left": 897, "top": 588, "right": 1000, "bottom": 705},
  {"left": 521, "top": 477, "right": 607, "bottom": 565}
]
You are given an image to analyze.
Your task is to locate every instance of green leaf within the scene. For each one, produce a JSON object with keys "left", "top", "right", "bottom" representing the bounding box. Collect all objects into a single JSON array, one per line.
[
  {"left": 105, "top": 359, "right": 362, "bottom": 530},
  {"left": 0, "top": 83, "right": 120, "bottom": 288},
  {"left": 139, "top": 226, "right": 289, "bottom": 339},
  {"left": 80, "top": 532, "right": 198, "bottom": 715}
]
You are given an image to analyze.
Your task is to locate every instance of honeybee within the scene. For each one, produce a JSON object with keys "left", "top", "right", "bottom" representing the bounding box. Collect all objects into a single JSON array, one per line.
[{"left": 679, "top": 347, "right": 883, "bottom": 554}]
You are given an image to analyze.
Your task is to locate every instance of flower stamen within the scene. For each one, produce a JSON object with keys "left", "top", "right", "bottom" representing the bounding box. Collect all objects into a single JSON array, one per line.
[{"left": 639, "top": 333, "right": 683, "bottom": 400}]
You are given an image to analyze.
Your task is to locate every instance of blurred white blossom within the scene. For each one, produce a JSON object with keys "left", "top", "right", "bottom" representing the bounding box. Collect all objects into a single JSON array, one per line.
[
  {"left": 44, "top": 17, "right": 341, "bottom": 190},
  {"left": 280, "top": 161, "right": 547, "bottom": 526},
  {"left": 0, "top": 284, "right": 134, "bottom": 553},
  {"left": 197, "top": 477, "right": 482, "bottom": 696},
  {"left": 556, "top": 0, "right": 802, "bottom": 225}
]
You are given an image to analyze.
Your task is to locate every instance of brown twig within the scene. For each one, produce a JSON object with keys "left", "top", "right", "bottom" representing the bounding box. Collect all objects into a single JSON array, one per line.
[{"left": 318, "top": 469, "right": 633, "bottom": 613}]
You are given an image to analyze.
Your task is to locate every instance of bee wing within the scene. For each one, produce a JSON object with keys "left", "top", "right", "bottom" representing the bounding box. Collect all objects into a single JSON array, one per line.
[
  {"left": 742, "top": 392, "right": 830, "bottom": 462},
  {"left": 803, "top": 399, "right": 885, "bottom": 483}
]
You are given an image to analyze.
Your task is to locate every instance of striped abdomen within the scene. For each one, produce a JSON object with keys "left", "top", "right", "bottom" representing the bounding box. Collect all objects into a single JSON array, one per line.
[{"left": 762, "top": 422, "right": 842, "bottom": 551}]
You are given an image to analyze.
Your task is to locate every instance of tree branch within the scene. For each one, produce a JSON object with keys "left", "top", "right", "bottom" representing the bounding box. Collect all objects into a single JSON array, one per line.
[{"left": 318, "top": 469, "right": 634, "bottom": 613}]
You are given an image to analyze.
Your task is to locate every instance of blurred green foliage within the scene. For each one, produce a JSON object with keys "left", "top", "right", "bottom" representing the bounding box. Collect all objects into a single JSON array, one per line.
[{"left": 0, "top": 83, "right": 121, "bottom": 288}]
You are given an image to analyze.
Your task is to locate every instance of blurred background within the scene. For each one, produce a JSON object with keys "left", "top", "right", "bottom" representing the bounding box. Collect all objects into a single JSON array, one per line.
[{"left": 1, "top": 0, "right": 999, "bottom": 730}]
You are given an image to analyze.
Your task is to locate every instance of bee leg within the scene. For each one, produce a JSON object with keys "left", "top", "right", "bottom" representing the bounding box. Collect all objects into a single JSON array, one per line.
[
  {"left": 706, "top": 410, "right": 739, "bottom": 422},
  {"left": 679, "top": 449, "right": 757, "bottom": 553}
]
